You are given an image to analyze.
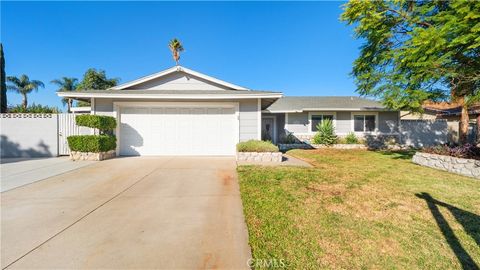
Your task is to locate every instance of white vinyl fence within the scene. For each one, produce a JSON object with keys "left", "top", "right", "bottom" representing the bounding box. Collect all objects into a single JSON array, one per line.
[
  {"left": 400, "top": 119, "right": 448, "bottom": 147},
  {"left": 1, "top": 113, "right": 89, "bottom": 158}
]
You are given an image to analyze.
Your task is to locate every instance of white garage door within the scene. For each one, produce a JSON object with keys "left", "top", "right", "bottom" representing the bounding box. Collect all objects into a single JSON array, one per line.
[{"left": 119, "top": 104, "right": 238, "bottom": 156}]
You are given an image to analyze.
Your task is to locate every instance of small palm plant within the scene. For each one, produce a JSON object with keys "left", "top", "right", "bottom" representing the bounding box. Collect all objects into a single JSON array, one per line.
[
  {"left": 51, "top": 77, "right": 78, "bottom": 113},
  {"left": 6, "top": 75, "right": 44, "bottom": 110},
  {"left": 312, "top": 119, "right": 337, "bottom": 145},
  {"left": 168, "top": 38, "right": 184, "bottom": 66}
]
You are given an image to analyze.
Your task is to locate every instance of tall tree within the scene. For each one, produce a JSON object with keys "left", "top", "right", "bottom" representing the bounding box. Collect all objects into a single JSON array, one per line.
[
  {"left": 168, "top": 38, "right": 184, "bottom": 65},
  {"left": 342, "top": 0, "right": 480, "bottom": 144},
  {"left": 6, "top": 75, "right": 44, "bottom": 110},
  {"left": 76, "top": 68, "right": 119, "bottom": 90},
  {"left": 51, "top": 77, "right": 78, "bottom": 113},
  {"left": 76, "top": 68, "right": 119, "bottom": 106},
  {"left": 0, "top": 43, "right": 7, "bottom": 113}
]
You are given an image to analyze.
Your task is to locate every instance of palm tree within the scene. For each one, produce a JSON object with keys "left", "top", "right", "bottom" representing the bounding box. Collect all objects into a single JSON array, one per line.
[
  {"left": 6, "top": 75, "right": 44, "bottom": 110},
  {"left": 51, "top": 77, "right": 78, "bottom": 113},
  {"left": 168, "top": 38, "right": 184, "bottom": 66}
]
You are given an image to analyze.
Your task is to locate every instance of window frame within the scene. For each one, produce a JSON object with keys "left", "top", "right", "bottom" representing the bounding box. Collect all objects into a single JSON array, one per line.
[
  {"left": 351, "top": 112, "right": 379, "bottom": 134},
  {"left": 308, "top": 112, "right": 337, "bottom": 133}
]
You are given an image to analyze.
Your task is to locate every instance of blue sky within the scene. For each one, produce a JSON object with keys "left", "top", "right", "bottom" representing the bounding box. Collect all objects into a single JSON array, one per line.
[{"left": 1, "top": 1, "right": 360, "bottom": 111}]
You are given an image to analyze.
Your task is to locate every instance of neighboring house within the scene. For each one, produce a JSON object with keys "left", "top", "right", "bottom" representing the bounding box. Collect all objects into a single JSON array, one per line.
[{"left": 58, "top": 66, "right": 400, "bottom": 156}]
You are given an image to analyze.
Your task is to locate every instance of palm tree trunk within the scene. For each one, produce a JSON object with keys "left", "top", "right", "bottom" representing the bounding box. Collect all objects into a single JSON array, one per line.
[
  {"left": 67, "top": 98, "right": 72, "bottom": 113},
  {"left": 22, "top": 93, "right": 27, "bottom": 111},
  {"left": 458, "top": 96, "right": 469, "bottom": 145}
]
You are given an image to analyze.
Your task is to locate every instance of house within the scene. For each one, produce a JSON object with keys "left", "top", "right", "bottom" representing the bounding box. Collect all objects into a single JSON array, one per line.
[{"left": 58, "top": 66, "right": 400, "bottom": 156}]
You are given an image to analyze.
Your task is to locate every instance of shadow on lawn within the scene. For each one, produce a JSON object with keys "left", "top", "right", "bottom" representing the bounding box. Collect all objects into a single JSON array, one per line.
[
  {"left": 416, "top": 192, "right": 480, "bottom": 270},
  {"left": 379, "top": 149, "right": 417, "bottom": 160}
]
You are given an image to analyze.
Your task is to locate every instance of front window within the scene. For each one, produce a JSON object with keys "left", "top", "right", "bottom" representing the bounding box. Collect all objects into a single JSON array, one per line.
[
  {"left": 354, "top": 114, "right": 376, "bottom": 132},
  {"left": 311, "top": 114, "right": 334, "bottom": 132}
]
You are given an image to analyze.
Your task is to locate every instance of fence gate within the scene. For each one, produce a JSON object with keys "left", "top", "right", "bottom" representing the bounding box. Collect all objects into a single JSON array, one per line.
[{"left": 58, "top": 114, "right": 90, "bottom": 155}]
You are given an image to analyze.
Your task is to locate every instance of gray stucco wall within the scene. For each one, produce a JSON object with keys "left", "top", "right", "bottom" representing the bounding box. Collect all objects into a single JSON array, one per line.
[
  {"left": 336, "top": 111, "right": 351, "bottom": 134},
  {"left": 286, "top": 112, "right": 309, "bottom": 133},
  {"left": 93, "top": 98, "right": 260, "bottom": 142},
  {"left": 379, "top": 111, "right": 400, "bottom": 133},
  {"left": 1, "top": 114, "right": 58, "bottom": 157}
]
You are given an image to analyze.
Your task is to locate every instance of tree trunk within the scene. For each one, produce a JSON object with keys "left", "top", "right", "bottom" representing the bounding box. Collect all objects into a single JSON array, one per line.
[
  {"left": 22, "top": 93, "right": 27, "bottom": 111},
  {"left": 458, "top": 96, "right": 469, "bottom": 145},
  {"left": 67, "top": 98, "right": 72, "bottom": 113}
]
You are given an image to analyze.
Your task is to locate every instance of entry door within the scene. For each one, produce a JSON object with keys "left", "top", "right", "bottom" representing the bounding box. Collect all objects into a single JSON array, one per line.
[
  {"left": 261, "top": 118, "right": 275, "bottom": 142},
  {"left": 119, "top": 105, "right": 237, "bottom": 156}
]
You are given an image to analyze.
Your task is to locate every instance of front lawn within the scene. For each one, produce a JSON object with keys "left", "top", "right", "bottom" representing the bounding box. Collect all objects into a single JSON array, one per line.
[{"left": 238, "top": 149, "right": 480, "bottom": 269}]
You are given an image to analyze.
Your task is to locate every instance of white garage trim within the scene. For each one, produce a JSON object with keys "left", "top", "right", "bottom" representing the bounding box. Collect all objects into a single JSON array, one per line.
[{"left": 113, "top": 101, "right": 239, "bottom": 156}]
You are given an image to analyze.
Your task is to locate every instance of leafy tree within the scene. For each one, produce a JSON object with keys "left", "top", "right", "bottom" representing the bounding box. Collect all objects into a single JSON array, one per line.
[
  {"left": 342, "top": 0, "right": 480, "bottom": 144},
  {"left": 51, "top": 77, "right": 78, "bottom": 113},
  {"left": 6, "top": 74, "right": 44, "bottom": 110},
  {"left": 1, "top": 43, "right": 6, "bottom": 113},
  {"left": 76, "top": 68, "right": 119, "bottom": 106},
  {"left": 76, "top": 68, "right": 119, "bottom": 90},
  {"left": 168, "top": 38, "right": 184, "bottom": 65}
]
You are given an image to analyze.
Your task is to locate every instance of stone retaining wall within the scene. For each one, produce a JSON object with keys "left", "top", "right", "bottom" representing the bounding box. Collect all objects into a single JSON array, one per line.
[
  {"left": 412, "top": 152, "right": 479, "bottom": 179},
  {"left": 237, "top": 152, "right": 282, "bottom": 162},
  {"left": 279, "top": 144, "right": 367, "bottom": 151},
  {"left": 70, "top": 150, "right": 116, "bottom": 161}
]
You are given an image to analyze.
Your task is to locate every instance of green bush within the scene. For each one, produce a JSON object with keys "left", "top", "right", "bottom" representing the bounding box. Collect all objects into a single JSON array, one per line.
[
  {"left": 237, "top": 140, "right": 279, "bottom": 152},
  {"left": 8, "top": 103, "right": 59, "bottom": 113},
  {"left": 312, "top": 119, "right": 337, "bottom": 145},
  {"left": 345, "top": 132, "right": 359, "bottom": 144},
  {"left": 76, "top": 115, "right": 116, "bottom": 133},
  {"left": 67, "top": 135, "right": 116, "bottom": 152}
]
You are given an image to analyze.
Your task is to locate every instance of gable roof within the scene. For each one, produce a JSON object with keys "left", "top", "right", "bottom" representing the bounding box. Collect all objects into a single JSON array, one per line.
[
  {"left": 110, "top": 66, "right": 249, "bottom": 91},
  {"left": 265, "top": 96, "right": 388, "bottom": 112}
]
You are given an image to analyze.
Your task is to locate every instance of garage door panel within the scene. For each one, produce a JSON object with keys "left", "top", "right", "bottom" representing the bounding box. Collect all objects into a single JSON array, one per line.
[{"left": 120, "top": 104, "right": 236, "bottom": 156}]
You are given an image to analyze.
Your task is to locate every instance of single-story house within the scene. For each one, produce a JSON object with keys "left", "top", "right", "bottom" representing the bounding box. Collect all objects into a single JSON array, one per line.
[{"left": 58, "top": 66, "right": 400, "bottom": 156}]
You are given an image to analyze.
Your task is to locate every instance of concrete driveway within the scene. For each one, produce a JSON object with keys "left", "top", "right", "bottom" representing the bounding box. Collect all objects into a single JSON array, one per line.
[
  {"left": 1, "top": 157, "right": 251, "bottom": 269},
  {"left": 1, "top": 157, "right": 95, "bottom": 192}
]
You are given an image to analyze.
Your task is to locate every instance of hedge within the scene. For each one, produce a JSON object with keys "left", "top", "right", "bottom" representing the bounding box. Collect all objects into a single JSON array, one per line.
[
  {"left": 67, "top": 135, "right": 116, "bottom": 153},
  {"left": 75, "top": 115, "right": 116, "bottom": 131},
  {"left": 237, "top": 140, "right": 279, "bottom": 152}
]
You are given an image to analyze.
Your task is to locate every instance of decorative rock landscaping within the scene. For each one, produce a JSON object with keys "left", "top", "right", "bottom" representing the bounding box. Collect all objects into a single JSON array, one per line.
[
  {"left": 70, "top": 150, "right": 116, "bottom": 161},
  {"left": 237, "top": 152, "right": 283, "bottom": 162},
  {"left": 412, "top": 152, "right": 480, "bottom": 179}
]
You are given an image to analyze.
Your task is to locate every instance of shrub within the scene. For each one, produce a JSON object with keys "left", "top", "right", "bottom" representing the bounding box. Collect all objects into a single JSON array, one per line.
[
  {"left": 421, "top": 144, "right": 480, "bottom": 160},
  {"left": 280, "top": 132, "right": 297, "bottom": 144},
  {"left": 237, "top": 140, "right": 279, "bottom": 152},
  {"left": 67, "top": 135, "right": 116, "bottom": 153},
  {"left": 8, "top": 103, "right": 59, "bottom": 113},
  {"left": 76, "top": 115, "right": 116, "bottom": 133},
  {"left": 345, "top": 132, "right": 359, "bottom": 144},
  {"left": 312, "top": 119, "right": 337, "bottom": 145}
]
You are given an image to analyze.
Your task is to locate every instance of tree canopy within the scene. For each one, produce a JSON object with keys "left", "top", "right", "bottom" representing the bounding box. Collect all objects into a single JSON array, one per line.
[
  {"left": 6, "top": 74, "right": 44, "bottom": 110},
  {"left": 1, "top": 43, "right": 7, "bottom": 113},
  {"left": 76, "top": 68, "right": 119, "bottom": 90},
  {"left": 341, "top": 0, "right": 480, "bottom": 112},
  {"left": 51, "top": 77, "right": 78, "bottom": 112},
  {"left": 168, "top": 38, "right": 184, "bottom": 66}
]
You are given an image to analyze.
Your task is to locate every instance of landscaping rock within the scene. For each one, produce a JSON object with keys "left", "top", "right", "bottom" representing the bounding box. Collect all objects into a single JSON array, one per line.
[
  {"left": 412, "top": 152, "right": 479, "bottom": 179},
  {"left": 70, "top": 150, "right": 116, "bottom": 161}
]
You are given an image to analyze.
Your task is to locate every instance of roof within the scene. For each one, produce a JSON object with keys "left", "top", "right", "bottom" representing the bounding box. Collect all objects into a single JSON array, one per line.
[
  {"left": 423, "top": 101, "right": 480, "bottom": 116},
  {"left": 265, "top": 96, "right": 388, "bottom": 112},
  {"left": 111, "top": 66, "right": 249, "bottom": 90},
  {"left": 57, "top": 89, "right": 282, "bottom": 100}
]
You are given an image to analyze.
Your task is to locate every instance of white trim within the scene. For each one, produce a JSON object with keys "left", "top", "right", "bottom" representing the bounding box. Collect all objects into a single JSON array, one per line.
[
  {"left": 261, "top": 115, "right": 277, "bottom": 143},
  {"left": 70, "top": 107, "right": 91, "bottom": 113},
  {"left": 114, "top": 101, "right": 240, "bottom": 156},
  {"left": 285, "top": 113, "right": 289, "bottom": 130},
  {"left": 351, "top": 112, "right": 379, "bottom": 135},
  {"left": 307, "top": 111, "right": 337, "bottom": 134},
  {"left": 257, "top": 99, "right": 262, "bottom": 140},
  {"left": 110, "top": 66, "right": 249, "bottom": 90},
  {"left": 57, "top": 92, "right": 282, "bottom": 100}
]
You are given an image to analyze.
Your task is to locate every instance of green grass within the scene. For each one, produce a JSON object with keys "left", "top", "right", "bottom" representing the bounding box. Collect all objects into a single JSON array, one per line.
[{"left": 238, "top": 149, "right": 480, "bottom": 269}]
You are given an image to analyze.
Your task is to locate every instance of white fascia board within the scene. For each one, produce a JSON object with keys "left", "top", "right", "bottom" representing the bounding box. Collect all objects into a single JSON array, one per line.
[
  {"left": 302, "top": 108, "right": 387, "bottom": 111},
  {"left": 57, "top": 92, "right": 282, "bottom": 99},
  {"left": 110, "top": 65, "right": 249, "bottom": 91}
]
